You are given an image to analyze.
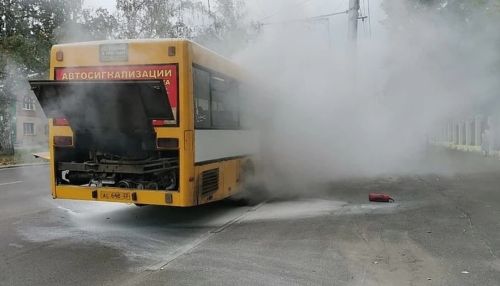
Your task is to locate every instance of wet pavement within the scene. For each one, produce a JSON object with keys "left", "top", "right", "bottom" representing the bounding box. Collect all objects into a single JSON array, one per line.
[{"left": 1, "top": 150, "right": 500, "bottom": 285}]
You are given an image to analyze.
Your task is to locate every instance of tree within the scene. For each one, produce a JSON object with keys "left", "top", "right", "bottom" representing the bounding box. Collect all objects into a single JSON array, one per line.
[
  {"left": 0, "top": 71, "right": 15, "bottom": 154},
  {"left": 116, "top": 0, "right": 197, "bottom": 38},
  {"left": 194, "top": 0, "right": 250, "bottom": 55},
  {"left": 115, "top": 0, "right": 254, "bottom": 56},
  {"left": 0, "top": 0, "right": 118, "bottom": 152},
  {"left": 82, "top": 8, "right": 119, "bottom": 41}
]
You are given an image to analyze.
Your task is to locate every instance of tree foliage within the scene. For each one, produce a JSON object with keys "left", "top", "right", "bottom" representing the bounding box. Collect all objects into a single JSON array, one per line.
[
  {"left": 114, "top": 0, "right": 252, "bottom": 54},
  {"left": 0, "top": 0, "right": 117, "bottom": 152},
  {"left": 383, "top": 0, "right": 500, "bottom": 23},
  {"left": 116, "top": 0, "right": 198, "bottom": 38},
  {"left": 193, "top": 0, "right": 251, "bottom": 54}
]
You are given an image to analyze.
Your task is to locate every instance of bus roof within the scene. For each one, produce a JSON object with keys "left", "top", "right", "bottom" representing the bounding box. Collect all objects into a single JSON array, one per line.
[{"left": 52, "top": 39, "right": 243, "bottom": 79}]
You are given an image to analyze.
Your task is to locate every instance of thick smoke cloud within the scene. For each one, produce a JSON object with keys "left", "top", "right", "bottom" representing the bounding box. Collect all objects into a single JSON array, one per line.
[{"left": 235, "top": 1, "right": 500, "bottom": 191}]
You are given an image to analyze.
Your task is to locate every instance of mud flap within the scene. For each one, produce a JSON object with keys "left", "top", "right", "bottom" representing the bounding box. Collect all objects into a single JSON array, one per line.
[{"left": 32, "top": 151, "right": 50, "bottom": 160}]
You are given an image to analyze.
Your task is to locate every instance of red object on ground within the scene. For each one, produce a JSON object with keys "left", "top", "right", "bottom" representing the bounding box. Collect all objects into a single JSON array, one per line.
[{"left": 369, "top": 193, "right": 394, "bottom": 203}]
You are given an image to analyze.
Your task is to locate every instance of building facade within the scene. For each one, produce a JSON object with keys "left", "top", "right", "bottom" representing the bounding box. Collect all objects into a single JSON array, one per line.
[{"left": 15, "top": 93, "right": 48, "bottom": 148}]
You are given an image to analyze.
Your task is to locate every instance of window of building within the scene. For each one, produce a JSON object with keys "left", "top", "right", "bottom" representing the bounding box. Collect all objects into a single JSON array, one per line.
[
  {"left": 193, "top": 66, "right": 240, "bottom": 130},
  {"left": 23, "top": 123, "right": 35, "bottom": 136},
  {"left": 23, "top": 96, "right": 36, "bottom": 111}
]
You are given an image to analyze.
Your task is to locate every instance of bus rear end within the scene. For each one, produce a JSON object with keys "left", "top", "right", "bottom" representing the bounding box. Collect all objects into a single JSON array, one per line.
[{"left": 31, "top": 40, "right": 196, "bottom": 207}]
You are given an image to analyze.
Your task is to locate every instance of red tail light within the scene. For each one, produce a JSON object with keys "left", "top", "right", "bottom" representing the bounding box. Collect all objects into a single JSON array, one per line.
[
  {"left": 157, "top": 138, "right": 179, "bottom": 149},
  {"left": 54, "top": 136, "right": 73, "bottom": 147},
  {"left": 53, "top": 118, "right": 69, "bottom": 126},
  {"left": 152, "top": 119, "right": 169, "bottom": 127}
]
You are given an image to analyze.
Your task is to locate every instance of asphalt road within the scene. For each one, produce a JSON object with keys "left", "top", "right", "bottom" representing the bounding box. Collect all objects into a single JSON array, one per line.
[{"left": 1, "top": 150, "right": 500, "bottom": 285}]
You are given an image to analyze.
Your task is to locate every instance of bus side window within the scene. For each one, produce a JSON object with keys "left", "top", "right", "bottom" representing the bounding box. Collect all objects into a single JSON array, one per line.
[
  {"left": 211, "top": 76, "right": 239, "bottom": 129},
  {"left": 194, "top": 68, "right": 211, "bottom": 128}
]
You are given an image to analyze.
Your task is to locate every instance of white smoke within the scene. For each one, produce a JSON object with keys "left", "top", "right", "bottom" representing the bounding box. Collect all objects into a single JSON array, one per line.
[{"left": 234, "top": 0, "right": 500, "bottom": 191}]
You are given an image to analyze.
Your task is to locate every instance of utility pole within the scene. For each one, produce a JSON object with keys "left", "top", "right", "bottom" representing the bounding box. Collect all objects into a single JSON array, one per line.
[
  {"left": 347, "top": 0, "right": 360, "bottom": 97},
  {"left": 347, "top": 0, "right": 360, "bottom": 43}
]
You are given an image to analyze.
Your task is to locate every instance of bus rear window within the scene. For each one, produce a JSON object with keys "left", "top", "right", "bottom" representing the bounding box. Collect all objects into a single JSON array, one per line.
[{"left": 55, "top": 65, "right": 179, "bottom": 125}]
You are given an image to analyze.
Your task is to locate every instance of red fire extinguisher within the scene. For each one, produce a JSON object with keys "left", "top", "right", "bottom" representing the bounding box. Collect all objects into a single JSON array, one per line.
[{"left": 369, "top": 193, "right": 394, "bottom": 203}]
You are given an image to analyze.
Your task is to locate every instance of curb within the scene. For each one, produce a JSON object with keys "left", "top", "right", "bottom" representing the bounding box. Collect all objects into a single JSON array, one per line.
[{"left": 0, "top": 162, "right": 49, "bottom": 170}]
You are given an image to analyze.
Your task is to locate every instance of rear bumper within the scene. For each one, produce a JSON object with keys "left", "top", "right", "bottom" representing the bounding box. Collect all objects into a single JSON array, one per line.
[{"left": 54, "top": 185, "right": 192, "bottom": 207}]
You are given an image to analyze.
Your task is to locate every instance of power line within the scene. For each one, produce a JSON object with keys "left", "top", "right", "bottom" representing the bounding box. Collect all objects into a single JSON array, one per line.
[
  {"left": 261, "top": 9, "right": 349, "bottom": 26},
  {"left": 309, "top": 9, "right": 350, "bottom": 20}
]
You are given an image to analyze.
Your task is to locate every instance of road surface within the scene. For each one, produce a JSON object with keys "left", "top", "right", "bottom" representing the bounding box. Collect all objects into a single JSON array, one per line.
[{"left": 1, "top": 150, "right": 500, "bottom": 285}]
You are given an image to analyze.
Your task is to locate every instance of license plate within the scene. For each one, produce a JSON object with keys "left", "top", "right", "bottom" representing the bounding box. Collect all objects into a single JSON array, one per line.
[{"left": 99, "top": 190, "right": 131, "bottom": 202}]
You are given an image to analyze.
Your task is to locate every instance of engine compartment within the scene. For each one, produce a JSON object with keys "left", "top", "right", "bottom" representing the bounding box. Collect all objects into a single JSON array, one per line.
[
  {"left": 30, "top": 80, "right": 179, "bottom": 191},
  {"left": 56, "top": 147, "right": 179, "bottom": 190}
]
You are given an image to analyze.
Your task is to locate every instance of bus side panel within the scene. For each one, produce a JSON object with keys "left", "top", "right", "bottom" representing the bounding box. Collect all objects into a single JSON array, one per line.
[
  {"left": 48, "top": 62, "right": 56, "bottom": 198},
  {"left": 194, "top": 130, "right": 259, "bottom": 163},
  {"left": 196, "top": 161, "right": 223, "bottom": 205},
  {"left": 48, "top": 120, "right": 56, "bottom": 198},
  {"left": 222, "top": 159, "right": 240, "bottom": 197},
  {"left": 182, "top": 130, "right": 195, "bottom": 205},
  {"left": 175, "top": 42, "right": 196, "bottom": 207},
  {"left": 195, "top": 158, "right": 243, "bottom": 205}
]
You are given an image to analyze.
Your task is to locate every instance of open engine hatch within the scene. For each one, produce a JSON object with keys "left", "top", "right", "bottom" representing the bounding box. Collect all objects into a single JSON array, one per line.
[
  {"left": 30, "top": 80, "right": 173, "bottom": 131},
  {"left": 30, "top": 80, "right": 174, "bottom": 152}
]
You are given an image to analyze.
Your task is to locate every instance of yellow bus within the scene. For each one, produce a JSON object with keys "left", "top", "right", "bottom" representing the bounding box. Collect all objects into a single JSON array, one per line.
[{"left": 30, "top": 39, "right": 259, "bottom": 207}]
